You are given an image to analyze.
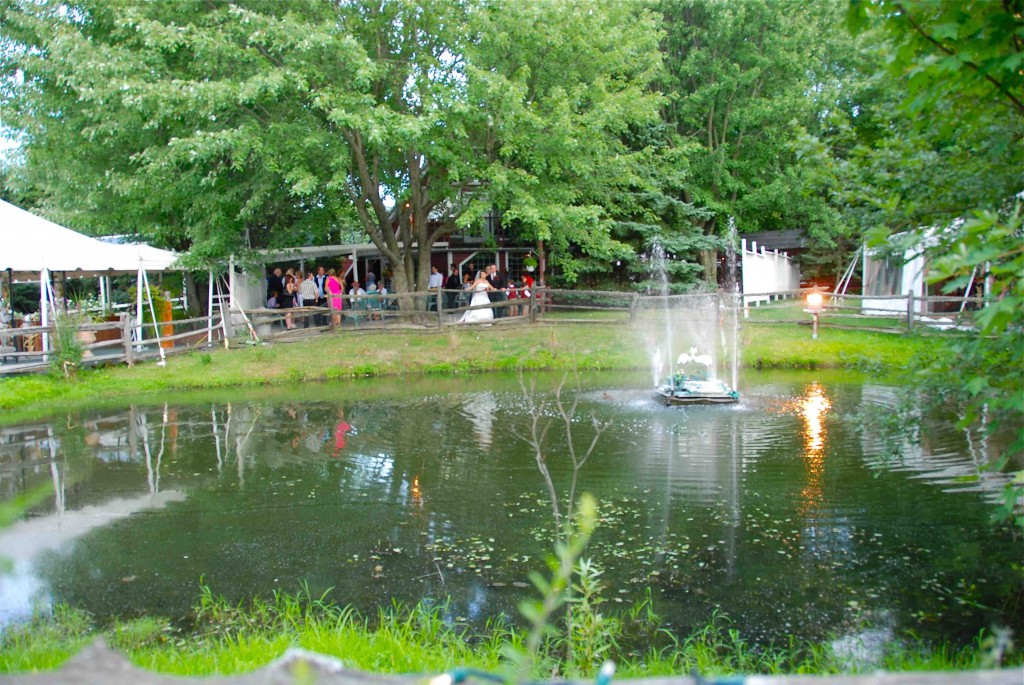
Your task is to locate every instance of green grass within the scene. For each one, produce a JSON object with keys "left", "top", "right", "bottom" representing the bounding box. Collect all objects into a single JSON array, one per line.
[
  {"left": 0, "top": 320, "right": 937, "bottom": 423},
  {"left": 0, "top": 588, "right": 1011, "bottom": 679}
]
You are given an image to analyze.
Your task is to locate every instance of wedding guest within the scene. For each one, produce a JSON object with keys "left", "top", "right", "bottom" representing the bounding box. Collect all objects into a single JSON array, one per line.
[
  {"left": 280, "top": 280, "right": 297, "bottom": 329},
  {"left": 486, "top": 264, "right": 507, "bottom": 318},
  {"left": 267, "top": 267, "right": 283, "bottom": 300},
  {"left": 299, "top": 271, "right": 319, "bottom": 327},
  {"left": 326, "top": 269, "right": 344, "bottom": 326},
  {"left": 445, "top": 266, "right": 462, "bottom": 310}
]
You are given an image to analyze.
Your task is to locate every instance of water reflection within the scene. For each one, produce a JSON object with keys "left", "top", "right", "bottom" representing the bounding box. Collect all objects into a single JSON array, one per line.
[
  {"left": 461, "top": 392, "right": 497, "bottom": 451},
  {"left": 799, "top": 383, "right": 831, "bottom": 514},
  {"left": 0, "top": 376, "right": 1017, "bottom": 649}
]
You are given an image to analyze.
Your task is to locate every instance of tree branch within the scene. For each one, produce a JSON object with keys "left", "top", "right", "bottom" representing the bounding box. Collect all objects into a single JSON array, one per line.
[{"left": 893, "top": 2, "right": 1024, "bottom": 116}]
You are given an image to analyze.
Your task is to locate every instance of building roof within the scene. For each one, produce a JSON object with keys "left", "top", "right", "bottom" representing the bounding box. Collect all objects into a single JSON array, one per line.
[{"left": 740, "top": 229, "right": 806, "bottom": 252}]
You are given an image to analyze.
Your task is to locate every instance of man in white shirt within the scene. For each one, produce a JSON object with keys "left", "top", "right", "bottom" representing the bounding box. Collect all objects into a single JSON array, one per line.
[
  {"left": 427, "top": 265, "right": 444, "bottom": 311},
  {"left": 299, "top": 272, "right": 319, "bottom": 327}
]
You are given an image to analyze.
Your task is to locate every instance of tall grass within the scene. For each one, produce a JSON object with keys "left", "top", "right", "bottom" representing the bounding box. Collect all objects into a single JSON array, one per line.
[{"left": 0, "top": 587, "right": 1013, "bottom": 678}]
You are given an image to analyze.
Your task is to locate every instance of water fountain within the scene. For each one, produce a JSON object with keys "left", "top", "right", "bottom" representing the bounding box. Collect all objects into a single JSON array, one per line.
[{"left": 643, "top": 241, "right": 740, "bottom": 405}]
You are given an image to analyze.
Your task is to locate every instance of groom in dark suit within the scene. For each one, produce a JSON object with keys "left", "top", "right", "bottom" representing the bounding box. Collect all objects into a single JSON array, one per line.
[{"left": 487, "top": 264, "right": 507, "bottom": 318}]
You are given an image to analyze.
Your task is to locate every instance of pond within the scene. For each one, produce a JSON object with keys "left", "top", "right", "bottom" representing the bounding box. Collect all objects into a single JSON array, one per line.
[{"left": 0, "top": 371, "right": 1019, "bottom": 650}]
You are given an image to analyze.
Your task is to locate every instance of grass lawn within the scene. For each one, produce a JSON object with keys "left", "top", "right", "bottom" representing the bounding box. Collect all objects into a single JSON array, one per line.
[{"left": 0, "top": 319, "right": 937, "bottom": 422}]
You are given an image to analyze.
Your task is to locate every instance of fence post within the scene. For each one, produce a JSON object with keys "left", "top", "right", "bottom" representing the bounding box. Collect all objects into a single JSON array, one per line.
[
  {"left": 119, "top": 312, "right": 134, "bottom": 367},
  {"left": 629, "top": 293, "right": 639, "bottom": 322},
  {"left": 906, "top": 292, "right": 914, "bottom": 331},
  {"left": 437, "top": 288, "right": 444, "bottom": 328}
]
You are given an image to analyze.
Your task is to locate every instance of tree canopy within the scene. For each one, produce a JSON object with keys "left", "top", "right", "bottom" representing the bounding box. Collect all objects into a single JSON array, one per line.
[
  {"left": 0, "top": 0, "right": 664, "bottom": 295},
  {"left": 1, "top": 0, "right": 1020, "bottom": 297}
]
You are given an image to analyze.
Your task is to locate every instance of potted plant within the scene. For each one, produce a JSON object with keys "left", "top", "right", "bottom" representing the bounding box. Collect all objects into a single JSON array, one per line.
[{"left": 523, "top": 253, "right": 538, "bottom": 272}]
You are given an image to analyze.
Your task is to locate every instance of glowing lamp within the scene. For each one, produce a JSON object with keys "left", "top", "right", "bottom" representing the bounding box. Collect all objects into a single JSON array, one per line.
[{"left": 803, "top": 291, "right": 824, "bottom": 340}]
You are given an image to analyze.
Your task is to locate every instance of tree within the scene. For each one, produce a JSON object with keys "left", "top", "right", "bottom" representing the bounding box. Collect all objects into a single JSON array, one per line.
[
  {"left": 655, "top": 0, "right": 852, "bottom": 284},
  {"left": 1, "top": 0, "right": 665, "bottom": 298},
  {"left": 841, "top": 0, "right": 1024, "bottom": 524},
  {"left": 1, "top": 0, "right": 357, "bottom": 263},
  {"left": 464, "top": 0, "right": 664, "bottom": 285}
]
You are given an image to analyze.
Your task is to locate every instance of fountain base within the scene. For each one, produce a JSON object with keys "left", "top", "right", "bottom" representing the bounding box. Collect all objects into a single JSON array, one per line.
[{"left": 654, "top": 375, "right": 739, "bottom": 406}]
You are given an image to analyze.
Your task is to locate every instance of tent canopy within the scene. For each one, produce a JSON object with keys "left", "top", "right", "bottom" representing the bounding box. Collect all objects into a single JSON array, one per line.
[{"left": 0, "top": 200, "right": 180, "bottom": 279}]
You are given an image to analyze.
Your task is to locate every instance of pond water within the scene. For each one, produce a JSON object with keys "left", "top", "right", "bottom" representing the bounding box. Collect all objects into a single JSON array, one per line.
[{"left": 0, "top": 371, "right": 1019, "bottom": 649}]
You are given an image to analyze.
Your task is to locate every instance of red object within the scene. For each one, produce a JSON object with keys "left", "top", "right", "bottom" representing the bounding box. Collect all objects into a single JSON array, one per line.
[{"left": 334, "top": 420, "right": 352, "bottom": 454}]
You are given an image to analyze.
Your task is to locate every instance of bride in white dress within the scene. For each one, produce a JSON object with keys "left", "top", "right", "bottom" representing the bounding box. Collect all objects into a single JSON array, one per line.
[{"left": 459, "top": 271, "right": 495, "bottom": 323}]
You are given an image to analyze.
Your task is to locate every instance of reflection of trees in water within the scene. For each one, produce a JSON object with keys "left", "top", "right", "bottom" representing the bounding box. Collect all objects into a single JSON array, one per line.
[
  {"left": 0, "top": 384, "right": 1019, "bottom": 646},
  {"left": 857, "top": 384, "right": 1016, "bottom": 507}
]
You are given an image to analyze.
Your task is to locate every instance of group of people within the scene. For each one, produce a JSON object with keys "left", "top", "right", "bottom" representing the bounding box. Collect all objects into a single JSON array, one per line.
[
  {"left": 266, "top": 261, "right": 531, "bottom": 328},
  {"left": 266, "top": 266, "right": 388, "bottom": 328},
  {"left": 457, "top": 263, "right": 533, "bottom": 323}
]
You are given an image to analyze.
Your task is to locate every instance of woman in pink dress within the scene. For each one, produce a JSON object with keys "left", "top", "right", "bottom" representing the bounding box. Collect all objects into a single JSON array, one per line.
[{"left": 326, "top": 268, "right": 343, "bottom": 326}]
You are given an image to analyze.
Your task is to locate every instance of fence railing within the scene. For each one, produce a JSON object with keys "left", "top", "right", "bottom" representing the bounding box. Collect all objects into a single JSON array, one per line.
[
  {"left": 0, "top": 311, "right": 225, "bottom": 374},
  {"left": 741, "top": 290, "right": 984, "bottom": 332}
]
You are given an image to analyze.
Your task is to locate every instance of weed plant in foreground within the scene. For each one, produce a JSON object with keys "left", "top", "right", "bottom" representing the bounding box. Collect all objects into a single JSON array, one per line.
[{"left": 0, "top": 587, "right": 1013, "bottom": 679}]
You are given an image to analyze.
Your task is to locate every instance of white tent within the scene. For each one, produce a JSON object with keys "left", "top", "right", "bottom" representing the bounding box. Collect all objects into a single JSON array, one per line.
[
  {"left": 0, "top": 200, "right": 182, "bottom": 362},
  {"left": 0, "top": 199, "right": 178, "bottom": 277}
]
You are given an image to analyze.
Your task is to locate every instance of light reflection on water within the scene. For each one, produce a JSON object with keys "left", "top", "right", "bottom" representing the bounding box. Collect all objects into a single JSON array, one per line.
[{"left": 0, "top": 372, "right": 1018, "bottom": 649}]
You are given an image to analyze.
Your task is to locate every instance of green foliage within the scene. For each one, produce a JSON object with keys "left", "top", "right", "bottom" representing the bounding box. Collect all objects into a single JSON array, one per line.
[
  {"left": 49, "top": 311, "right": 87, "bottom": 379},
  {"left": 654, "top": 0, "right": 853, "bottom": 282},
  {"left": 0, "top": 0, "right": 664, "bottom": 295},
  {"left": 0, "top": 606, "right": 94, "bottom": 673},
  {"left": 830, "top": 0, "right": 1023, "bottom": 236},
  {"left": 837, "top": 0, "right": 1024, "bottom": 526},
  {"left": 0, "top": 589, "right": 1017, "bottom": 677},
  {"left": 513, "top": 493, "right": 600, "bottom": 679},
  {"left": 565, "top": 557, "right": 620, "bottom": 674},
  {"left": 919, "top": 207, "right": 1024, "bottom": 525},
  {"left": 465, "top": 0, "right": 663, "bottom": 284}
]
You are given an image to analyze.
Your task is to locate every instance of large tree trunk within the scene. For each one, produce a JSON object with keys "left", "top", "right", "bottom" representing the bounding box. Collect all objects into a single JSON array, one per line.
[
  {"left": 699, "top": 249, "right": 718, "bottom": 285},
  {"left": 183, "top": 273, "right": 202, "bottom": 316}
]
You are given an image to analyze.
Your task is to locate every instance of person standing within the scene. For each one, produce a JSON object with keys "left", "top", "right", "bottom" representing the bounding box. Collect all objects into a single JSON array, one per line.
[
  {"left": 313, "top": 266, "right": 329, "bottom": 326},
  {"left": 299, "top": 271, "right": 319, "bottom": 328},
  {"left": 487, "top": 264, "right": 507, "bottom": 318},
  {"left": 326, "top": 269, "right": 343, "bottom": 326},
  {"left": 280, "top": 280, "right": 297, "bottom": 329},
  {"left": 267, "top": 267, "right": 283, "bottom": 301},
  {"left": 427, "top": 265, "right": 444, "bottom": 311},
  {"left": 460, "top": 271, "right": 495, "bottom": 323},
  {"left": 445, "top": 266, "right": 462, "bottom": 310}
]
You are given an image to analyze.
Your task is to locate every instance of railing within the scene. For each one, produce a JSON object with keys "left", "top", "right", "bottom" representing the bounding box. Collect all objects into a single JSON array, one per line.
[
  {"left": 0, "top": 311, "right": 225, "bottom": 374},
  {"left": 741, "top": 290, "right": 984, "bottom": 332}
]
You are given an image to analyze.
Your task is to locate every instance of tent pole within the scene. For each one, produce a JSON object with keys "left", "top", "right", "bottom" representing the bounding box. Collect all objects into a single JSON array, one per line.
[
  {"left": 207, "top": 270, "right": 214, "bottom": 345},
  {"left": 216, "top": 276, "right": 230, "bottom": 348},
  {"left": 141, "top": 268, "right": 167, "bottom": 366},
  {"left": 136, "top": 267, "right": 145, "bottom": 350},
  {"left": 959, "top": 266, "right": 977, "bottom": 314}
]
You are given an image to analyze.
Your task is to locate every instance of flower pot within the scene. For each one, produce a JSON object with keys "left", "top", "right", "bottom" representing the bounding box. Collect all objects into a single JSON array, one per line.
[{"left": 525, "top": 265, "right": 535, "bottom": 272}]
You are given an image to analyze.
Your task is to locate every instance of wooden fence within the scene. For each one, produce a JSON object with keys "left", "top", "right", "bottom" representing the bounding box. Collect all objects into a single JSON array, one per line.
[
  {"left": 0, "top": 311, "right": 226, "bottom": 374},
  {"left": 740, "top": 289, "right": 984, "bottom": 332}
]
